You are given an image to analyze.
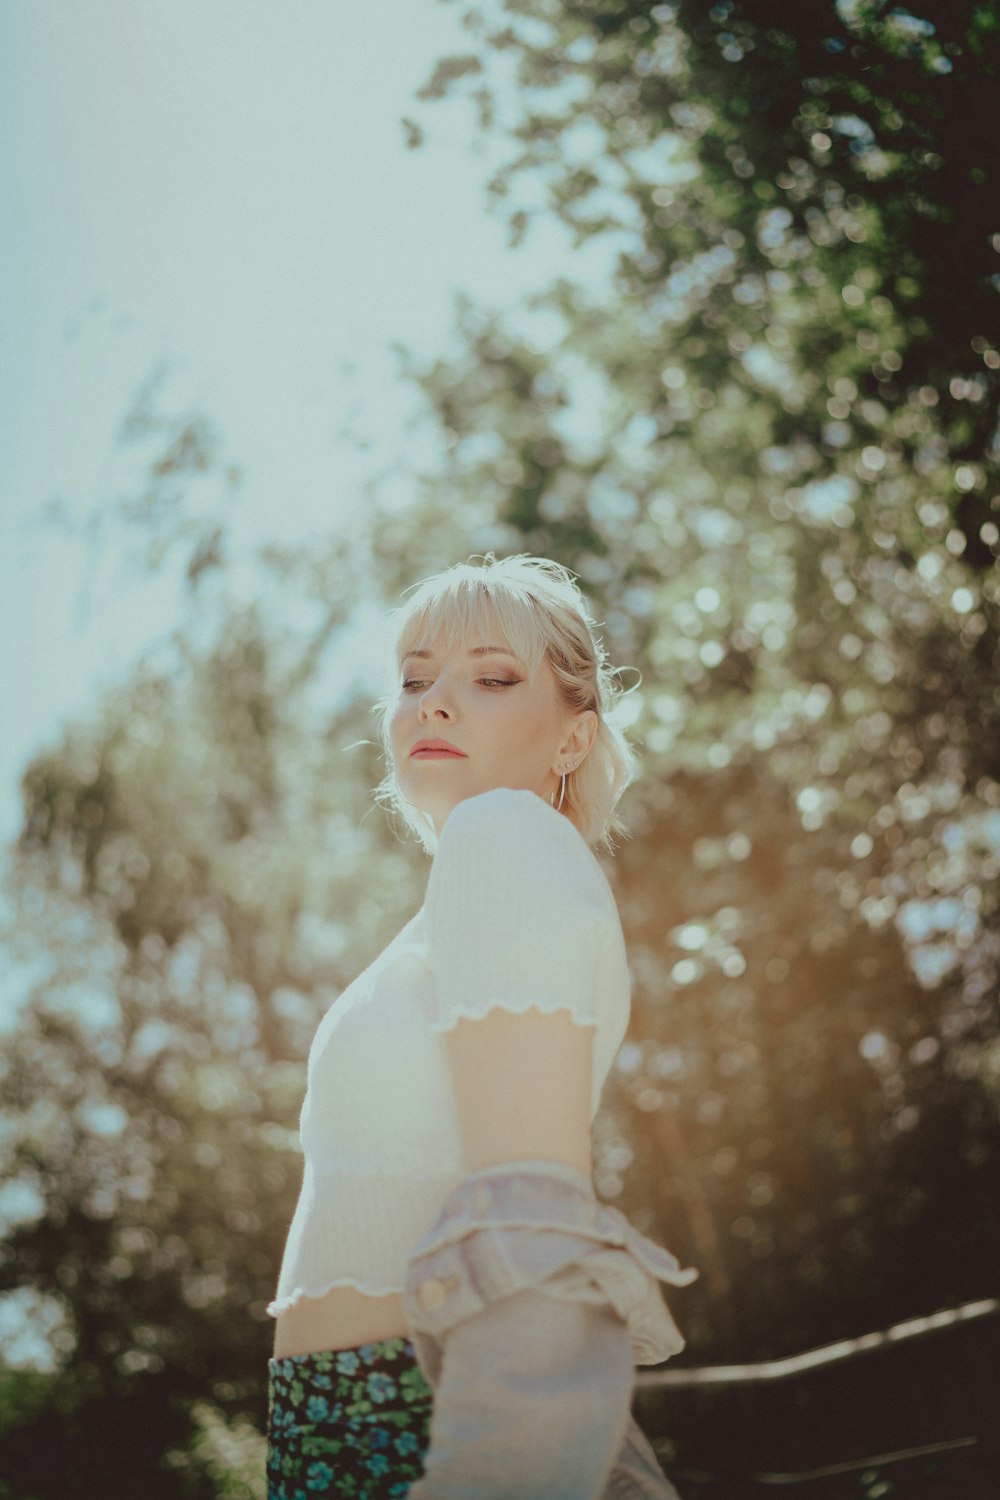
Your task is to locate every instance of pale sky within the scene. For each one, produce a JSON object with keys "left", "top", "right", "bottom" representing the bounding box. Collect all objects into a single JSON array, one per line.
[{"left": 1, "top": 0, "right": 614, "bottom": 846}]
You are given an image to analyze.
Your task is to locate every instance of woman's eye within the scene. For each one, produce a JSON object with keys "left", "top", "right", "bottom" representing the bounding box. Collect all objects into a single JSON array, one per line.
[{"left": 400, "top": 677, "right": 518, "bottom": 692}]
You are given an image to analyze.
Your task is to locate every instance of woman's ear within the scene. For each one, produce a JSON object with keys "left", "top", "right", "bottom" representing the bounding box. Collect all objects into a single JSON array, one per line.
[{"left": 559, "top": 709, "right": 598, "bottom": 768}]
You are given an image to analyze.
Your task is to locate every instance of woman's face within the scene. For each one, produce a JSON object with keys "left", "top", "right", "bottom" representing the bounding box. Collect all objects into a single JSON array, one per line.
[{"left": 388, "top": 615, "right": 594, "bottom": 837}]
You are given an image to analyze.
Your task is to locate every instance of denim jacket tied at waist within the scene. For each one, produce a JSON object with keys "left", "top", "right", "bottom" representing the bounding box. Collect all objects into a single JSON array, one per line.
[{"left": 402, "top": 1159, "right": 698, "bottom": 1500}]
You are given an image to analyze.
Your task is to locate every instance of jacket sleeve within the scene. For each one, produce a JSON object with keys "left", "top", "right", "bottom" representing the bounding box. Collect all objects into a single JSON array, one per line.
[{"left": 402, "top": 1160, "right": 697, "bottom": 1499}]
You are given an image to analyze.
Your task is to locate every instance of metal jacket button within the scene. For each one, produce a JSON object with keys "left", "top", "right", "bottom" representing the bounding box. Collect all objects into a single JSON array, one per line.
[{"left": 418, "top": 1277, "right": 449, "bottom": 1311}]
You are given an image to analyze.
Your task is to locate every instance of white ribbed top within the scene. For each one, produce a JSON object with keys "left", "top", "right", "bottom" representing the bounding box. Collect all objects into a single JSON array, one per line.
[{"left": 267, "top": 786, "right": 632, "bottom": 1316}]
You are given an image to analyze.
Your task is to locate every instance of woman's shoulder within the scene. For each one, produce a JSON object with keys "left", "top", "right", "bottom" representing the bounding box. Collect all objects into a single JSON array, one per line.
[
  {"left": 443, "top": 786, "right": 583, "bottom": 850},
  {"left": 439, "top": 788, "right": 614, "bottom": 903},
  {"left": 444, "top": 785, "right": 560, "bottom": 832}
]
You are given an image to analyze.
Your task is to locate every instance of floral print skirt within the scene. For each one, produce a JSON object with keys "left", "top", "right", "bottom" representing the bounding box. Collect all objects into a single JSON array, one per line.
[{"left": 267, "top": 1335, "right": 433, "bottom": 1498}]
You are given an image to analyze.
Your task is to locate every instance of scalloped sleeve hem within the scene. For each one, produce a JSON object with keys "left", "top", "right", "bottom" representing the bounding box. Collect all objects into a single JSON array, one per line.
[{"left": 427, "top": 996, "right": 600, "bottom": 1034}]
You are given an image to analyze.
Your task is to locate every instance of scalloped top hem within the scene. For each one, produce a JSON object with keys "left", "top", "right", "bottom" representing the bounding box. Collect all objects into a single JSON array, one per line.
[{"left": 266, "top": 1278, "right": 405, "bottom": 1318}]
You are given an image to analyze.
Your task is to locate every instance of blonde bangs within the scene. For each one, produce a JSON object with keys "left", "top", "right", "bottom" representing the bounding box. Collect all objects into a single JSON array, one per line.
[{"left": 393, "top": 574, "right": 547, "bottom": 681}]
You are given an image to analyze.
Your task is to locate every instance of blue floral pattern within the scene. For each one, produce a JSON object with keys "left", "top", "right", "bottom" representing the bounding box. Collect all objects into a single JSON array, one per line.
[{"left": 267, "top": 1337, "right": 432, "bottom": 1499}]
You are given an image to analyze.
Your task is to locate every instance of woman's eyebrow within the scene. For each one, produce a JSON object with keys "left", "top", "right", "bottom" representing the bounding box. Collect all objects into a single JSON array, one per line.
[{"left": 402, "top": 646, "right": 523, "bottom": 664}]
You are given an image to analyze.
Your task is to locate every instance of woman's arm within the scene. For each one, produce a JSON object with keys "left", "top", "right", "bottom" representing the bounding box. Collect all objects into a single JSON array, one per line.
[
  {"left": 443, "top": 1006, "right": 594, "bottom": 1177},
  {"left": 404, "top": 1006, "right": 635, "bottom": 1500}
]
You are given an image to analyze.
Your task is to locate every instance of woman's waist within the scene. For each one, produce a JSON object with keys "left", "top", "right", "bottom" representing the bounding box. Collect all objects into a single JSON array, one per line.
[{"left": 273, "top": 1282, "right": 410, "bottom": 1358}]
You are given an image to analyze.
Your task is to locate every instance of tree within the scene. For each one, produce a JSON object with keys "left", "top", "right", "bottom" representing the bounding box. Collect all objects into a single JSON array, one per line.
[
  {"left": 387, "top": 0, "right": 1000, "bottom": 1351},
  {"left": 0, "top": 395, "right": 435, "bottom": 1494}
]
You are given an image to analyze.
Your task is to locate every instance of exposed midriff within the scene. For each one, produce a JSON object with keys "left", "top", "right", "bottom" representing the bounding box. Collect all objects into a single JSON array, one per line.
[{"left": 272, "top": 1284, "right": 410, "bottom": 1359}]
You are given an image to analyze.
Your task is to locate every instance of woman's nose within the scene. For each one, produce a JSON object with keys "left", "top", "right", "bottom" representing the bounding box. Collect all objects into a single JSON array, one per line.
[{"left": 418, "top": 681, "right": 453, "bottom": 717}]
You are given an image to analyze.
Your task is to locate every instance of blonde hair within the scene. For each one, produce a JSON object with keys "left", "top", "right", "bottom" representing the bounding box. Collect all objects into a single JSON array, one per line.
[{"left": 371, "top": 553, "right": 640, "bottom": 856}]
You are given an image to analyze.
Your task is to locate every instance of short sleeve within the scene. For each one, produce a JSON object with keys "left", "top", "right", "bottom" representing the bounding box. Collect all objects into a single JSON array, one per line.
[{"left": 424, "top": 788, "right": 612, "bottom": 1033}]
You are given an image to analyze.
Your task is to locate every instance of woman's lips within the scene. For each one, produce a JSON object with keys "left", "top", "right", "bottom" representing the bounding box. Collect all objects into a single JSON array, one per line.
[{"left": 410, "top": 749, "right": 467, "bottom": 758}]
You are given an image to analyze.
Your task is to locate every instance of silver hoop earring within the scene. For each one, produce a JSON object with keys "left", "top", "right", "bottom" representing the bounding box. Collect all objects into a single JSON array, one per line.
[{"left": 549, "top": 763, "right": 573, "bottom": 811}]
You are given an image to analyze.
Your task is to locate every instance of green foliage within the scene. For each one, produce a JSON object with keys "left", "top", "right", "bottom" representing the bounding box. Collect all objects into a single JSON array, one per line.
[
  {"left": 391, "top": 0, "right": 1000, "bottom": 1362},
  {"left": 0, "top": 515, "right": 425, "bottom": 1492},
  {"left": 163, "top": 1400, "right": 267, "bottom": 1499}
]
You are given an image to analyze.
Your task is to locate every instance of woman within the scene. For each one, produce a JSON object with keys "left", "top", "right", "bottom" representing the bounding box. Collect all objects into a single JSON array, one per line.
[{"left": 265, "top": 553, "right": 696, "bottom": 1498}]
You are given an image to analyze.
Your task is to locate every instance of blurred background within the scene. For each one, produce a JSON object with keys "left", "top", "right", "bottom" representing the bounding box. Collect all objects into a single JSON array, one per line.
[{"left": 1, "top": 2, "right": 998, "bottom": 1496}]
